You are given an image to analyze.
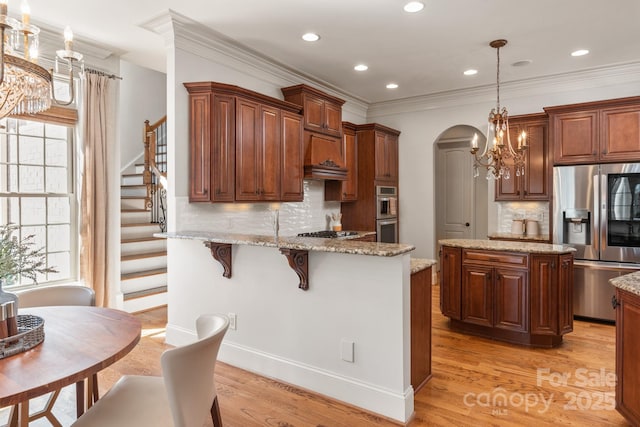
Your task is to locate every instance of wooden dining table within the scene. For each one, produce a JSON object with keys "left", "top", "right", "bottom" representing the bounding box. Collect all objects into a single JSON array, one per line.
[{"left": 0, "top": 306, "right": 142, "bottom": 427}]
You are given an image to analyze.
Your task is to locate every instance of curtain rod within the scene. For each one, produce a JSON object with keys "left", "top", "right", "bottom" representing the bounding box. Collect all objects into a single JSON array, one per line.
[{"left": 84, "top": 67, "right": 123, "bottom": 80}]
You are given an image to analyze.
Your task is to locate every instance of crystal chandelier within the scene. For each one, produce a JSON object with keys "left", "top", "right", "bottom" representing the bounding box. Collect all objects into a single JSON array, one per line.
[
  {"left": 0, "top": 0, "right": 83, "bottom": 119},
  {"left": 471, "top": 39, "right": 527, "bottom": 180}
]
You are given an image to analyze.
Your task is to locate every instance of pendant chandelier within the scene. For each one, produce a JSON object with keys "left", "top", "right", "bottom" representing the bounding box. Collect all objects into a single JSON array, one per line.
[
  {"left": 471, "top": 39, "right": 527, "bottom": 180},
  {"left": 0, "top": 0, "right": 83, "bottom": 120}
]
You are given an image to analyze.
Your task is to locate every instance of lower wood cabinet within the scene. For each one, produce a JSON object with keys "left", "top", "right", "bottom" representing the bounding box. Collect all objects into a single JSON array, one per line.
[
  {"left": 440, "top": 246, "right": 573, "bottom": 347},
  {"left": 615, "top": 288, "right": 640, "bottom": 425},
  {"left": 411, "top": 265, "right": 432, "bottom": 392}
]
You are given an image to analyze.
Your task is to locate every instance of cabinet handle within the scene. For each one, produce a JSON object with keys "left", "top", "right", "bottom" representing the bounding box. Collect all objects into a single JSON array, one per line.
[
  {"left": 343, "top": 192, "right": 347, "bottom": 196},
  {"left": 203, "top": 189, "right": 208, "bottom": 195},
  {"left": 603, "top": 149, "right": 608, "bottom": 154},
  {"left": 551, "top": 262, "right": 556, "bottom": 269},
  {"left": 524, "top": 190, "right": 528, "bottom": 195},
  {"left": 612, "top": 295, "right": 620, "bottom": 309}
]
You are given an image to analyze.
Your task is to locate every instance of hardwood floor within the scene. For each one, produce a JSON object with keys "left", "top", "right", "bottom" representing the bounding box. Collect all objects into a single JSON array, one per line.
[{"left": 1, "top": 285, "right": 628, "bottom": 426}]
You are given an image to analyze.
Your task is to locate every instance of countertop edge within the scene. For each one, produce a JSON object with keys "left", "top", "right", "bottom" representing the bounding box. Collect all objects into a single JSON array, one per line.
[
  {"left": 410, "top": 258, "right": 437, "bottom": 274},
  {"left": 156, "top": 231, "right": 415, "bottom": 257},
  {"left": 610, "top": 271, "right": 640, "bottom": 297},
  {"left": 439, "top": 239, "right": 576, "bottom": 254}
]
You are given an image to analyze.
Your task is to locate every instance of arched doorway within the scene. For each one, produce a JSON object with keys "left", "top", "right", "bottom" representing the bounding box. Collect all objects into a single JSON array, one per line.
[{"left": 434, "top": 125, "right": 488, "bottom": 259}]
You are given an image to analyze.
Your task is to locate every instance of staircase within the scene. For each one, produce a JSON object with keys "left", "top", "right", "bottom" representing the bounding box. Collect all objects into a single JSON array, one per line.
[
  {"left": 120, "top": 116, "right": 168, "bottom": 313},
  {"left": 120, "top": 164, "right": 167, "bottom": 312}
]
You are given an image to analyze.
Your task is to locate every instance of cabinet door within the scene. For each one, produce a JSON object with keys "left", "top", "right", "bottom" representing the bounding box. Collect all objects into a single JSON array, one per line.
[
  {"left": 235, "top": 98, "right": 261, "bottom": 201},
  {"left": 558, "top": 254, "right": 573, "bottom": 334},
  {"left": 374, "top": 132, "right": 388, "bottom": 180},
  {"left": 259, "top": 105, "right": 281, "bottom": 201},
  {"left": 440, "top": 246, "right": 462, "bottom": 320},
  {"left": 325, "top": 124, "right": 358, "bottom": 201},
  {"left": 530, "top": 254, "right": 559, "bottom": 334},
  {"left": 302, "top": 95, "right": 324, "bottom": 133},
  {"left": 188, "top": 93, "right": 212, "bottom": 202},
  {"left": 281, "top": 111, "right": 303, "bottom": 202},
  {"left": 616, "top": 289, "right": 640, "bottom": 425},
  {"left": 522, "top": 120, "right": 550, "bottom": 200},
  {"left": 386, "top": 134, "right": 399, "bottom": 182},
  {"left": 551, "top": 110, "right": 598, "bottom": 165},
  {"left": 211, "top": 95, "right": 236, "bottom": 202},
  {"left": 461, "top": 264, "right": 494, "bottom": 327},
  {"left": 601, "top": 105, "right": 640, "bottom": 162},
  {"left": 410, "top": 266, "right": 432, "bottom": 391},
  {"left": 324, "top": 101, "right": 343, "bottom": 137},
  {"left": 495, "top": 125, "right": 521, "bottom": 200},
  {"left": 494, "top": 267, "right": 528, "bottom": 332}
]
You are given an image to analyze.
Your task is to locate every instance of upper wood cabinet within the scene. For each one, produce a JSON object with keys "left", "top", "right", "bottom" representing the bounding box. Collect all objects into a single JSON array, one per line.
[
  {"left": 281, "top": 84, "right": 345, "bottom": 138},
  {"left": 355, "top": 123, "right": 400, "bottom": 184},
  {"left": 185, "top": 82, "right": 303, "bottom": 203},
  {"left": 325, "top": 122, "right": 358, "bottom": 202},
  {"left": 495, "top": 113, "right": 550, "bottom": 201},
  {"left": 545, "top": 96, "right": 640, "bottom": 165}
]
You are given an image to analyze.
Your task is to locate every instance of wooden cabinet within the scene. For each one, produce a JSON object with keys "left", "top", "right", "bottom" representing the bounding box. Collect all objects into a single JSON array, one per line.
[
  {"left": 545, "top": 96, "right": 640, "bottom": 165},
  {"left": 615, "top": 287, "right": 640, "bottom": 425},
  {"left": 374, "top": 130, "right": 399, "bottom": 182},
  {"left": 461, "top": 250, "right": 528, "bottom": 332},
  {"left": 439, "top": 245, "right": 573, "bottom": 347},
  {"left": 185, "top": 82, "right": 303, "bottom": 203},
  {"left": 495, "top": 113, "right": 550, "bottom": 201},
  {"left": 529, "top": 254, "right": 573, "bottom": 336},
  {"left": 410, "top": 265, "right": 432, "bottom": 392},
  {"left": 440, "top": 246, "right": 462, "bottom": 320},
  {"left": 281, "top": 84, "right": 344, "bottom": 138},
  {"left": 340, "top": 123, "right": 401, "bottom": 237},
  {"left": 325, "top": 122, "right": 358, "bottom": 201}
]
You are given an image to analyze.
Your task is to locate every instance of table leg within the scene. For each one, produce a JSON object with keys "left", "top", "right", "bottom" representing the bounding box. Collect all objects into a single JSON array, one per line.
[{"left": 17, "top": 401, "right": 28, "bottom": 427}]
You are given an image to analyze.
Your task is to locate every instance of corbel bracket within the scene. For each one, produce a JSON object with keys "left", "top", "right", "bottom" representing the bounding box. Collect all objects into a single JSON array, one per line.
[
  {"left": 204, "top": 242, "right": 232, "bottom": 278},
  {"left": 279, "top": 248, "right": 309, "bottom": 290}
]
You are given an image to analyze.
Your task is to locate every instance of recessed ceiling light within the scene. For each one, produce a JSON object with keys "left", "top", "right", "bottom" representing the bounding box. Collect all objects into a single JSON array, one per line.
[
  {"left": 571, "top": 49, "right": 589, "bottom": 57},
  {"left": 386, "top": 83, "right": 399, "bottom": 89},
  {"left": 403, "top": 1, "right": 424, "bottom": 13},
  {"left": 512, "top": 59, "right": 533, "bottom": 67},
  {"left": 463, "top": 69, "right": 478, "bottom": 76},
  {"left": 302, "top": 33, "right": 320, "bottom": 42},
  {"left": 354, "top": 64, "right": 368, "bottom": 71}
]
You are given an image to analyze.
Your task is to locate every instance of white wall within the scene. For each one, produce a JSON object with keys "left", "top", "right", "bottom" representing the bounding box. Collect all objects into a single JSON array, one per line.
[
  {"left": 118, "top": 60, "right": 167, "bottom": 170},
  {"left": 367, "top": 64, "right": 640, "bottom": 259}
]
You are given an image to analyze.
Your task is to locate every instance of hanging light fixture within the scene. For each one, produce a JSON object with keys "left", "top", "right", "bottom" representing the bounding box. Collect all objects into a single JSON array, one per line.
[
  {"left": 471, "top": 39, "right": 527, "bottom": 180},
  {"left": 0, "top": 0, "right": 83, "bottom": 119}
]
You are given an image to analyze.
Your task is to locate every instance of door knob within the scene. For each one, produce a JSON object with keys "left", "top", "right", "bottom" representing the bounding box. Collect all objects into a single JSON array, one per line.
[{"left": 465, "top": 222, "right": 470, "bottom": 227}]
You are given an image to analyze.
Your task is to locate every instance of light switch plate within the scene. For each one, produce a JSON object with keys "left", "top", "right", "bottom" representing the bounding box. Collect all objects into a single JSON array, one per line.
[{"left": 340, "top": 339, "right": 354, "bottom": 363}]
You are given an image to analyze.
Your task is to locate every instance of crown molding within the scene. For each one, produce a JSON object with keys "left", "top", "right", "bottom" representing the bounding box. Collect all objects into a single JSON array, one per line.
[
  {"left": 367, "top": 62, "right": 640, "bottom": 118},
  {"left": 139, "top": 10, "right": 369, "bottom": 118}
]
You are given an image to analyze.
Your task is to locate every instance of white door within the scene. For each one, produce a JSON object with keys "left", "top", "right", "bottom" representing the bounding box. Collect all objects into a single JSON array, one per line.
[{"left": 436, "top": 140, "right": 474, "bottom": 242}]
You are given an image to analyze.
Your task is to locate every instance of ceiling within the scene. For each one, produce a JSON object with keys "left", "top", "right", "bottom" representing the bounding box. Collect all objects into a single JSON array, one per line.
[{"left": 22, "top": 0, "right": 640, "bottom": 104}]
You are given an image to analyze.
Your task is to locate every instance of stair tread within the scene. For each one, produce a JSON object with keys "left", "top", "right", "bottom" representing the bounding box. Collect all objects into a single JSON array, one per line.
[
  {"left": 121, "top": 196, "right": 147, "bottom": 199},
  {"left": 121, "top": 236, "right": 165, "bottom": 244},
  {"left": 122, "top": 173, "right": 143, "bottom": 177},
  {"left": 123, "top": 286, "right": 167, "bottom": 301},
  {"left": 122, "top": 251, "right": 167, "bottom": 261},
  {"left": 121, "top": 267, "right": 167, "bottom": 280},
  {"left": 121, "top": 184, "right": 147, "bottom": 188},
  {"left": 121, "top": 222, "right": 160, "bottom": 228},
  {"left": 121, "top": 208, "right": 149, "bottom": 213}
]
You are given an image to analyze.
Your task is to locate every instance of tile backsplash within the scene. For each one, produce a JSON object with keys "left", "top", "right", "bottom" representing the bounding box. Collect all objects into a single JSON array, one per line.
[
  {"left": 173, "top": 180, "right": 341, "bottom": 236},
  {"left": 497, "top": 202, "right": 550, "bottom": 235}
]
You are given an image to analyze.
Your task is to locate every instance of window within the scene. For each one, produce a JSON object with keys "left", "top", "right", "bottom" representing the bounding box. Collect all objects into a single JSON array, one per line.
[{"left": 0, "top": 117, "right": 77, "bottom": 288}]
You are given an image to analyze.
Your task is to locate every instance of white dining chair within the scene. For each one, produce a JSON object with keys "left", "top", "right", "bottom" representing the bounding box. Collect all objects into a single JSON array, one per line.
[
  {"left": 71, "top": 313, "right": 230, "bottom": 427},
  {"left": 12, "top": 285, "right": 97, "bottom": 425}
]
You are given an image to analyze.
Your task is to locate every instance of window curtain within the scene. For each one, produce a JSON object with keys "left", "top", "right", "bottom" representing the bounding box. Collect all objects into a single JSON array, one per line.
[{"left": 79, "top": 72, "right": 117, "bottom": 307}]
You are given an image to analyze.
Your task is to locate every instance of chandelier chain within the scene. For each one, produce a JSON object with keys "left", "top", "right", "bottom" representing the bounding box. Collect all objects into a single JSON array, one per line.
[{"left": 496, "top": 44, "right": 500, "bottom": 112}]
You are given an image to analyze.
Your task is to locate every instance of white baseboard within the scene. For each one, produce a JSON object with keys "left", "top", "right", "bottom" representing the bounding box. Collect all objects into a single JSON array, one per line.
[{"left": 166, "top": 324, "right": 414, "bottom": 423}]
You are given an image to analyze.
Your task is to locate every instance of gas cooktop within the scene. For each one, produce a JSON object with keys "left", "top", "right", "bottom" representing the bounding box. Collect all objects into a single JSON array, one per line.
[{"left": 297, "top": 230, "right": 358, "bottom": 238}]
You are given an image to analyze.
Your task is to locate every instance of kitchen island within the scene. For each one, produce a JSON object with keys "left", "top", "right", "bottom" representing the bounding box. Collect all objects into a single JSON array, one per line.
[
  {"left": 610, "top": 272, "right": 640, "bottom": 425},
  {"left": 439, "top": 239, "right": 576, "bottom": 348},
  {"left": 159, "top": 230, "right": 417, "bottom": 422}
]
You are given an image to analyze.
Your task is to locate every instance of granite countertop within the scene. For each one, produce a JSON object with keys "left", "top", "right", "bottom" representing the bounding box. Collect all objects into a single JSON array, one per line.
[
  {"left": 610, "top": 271, "right": 640, "bottom": 297},
  {"left": 157, "top": 231, "right": 415, "bottom": 257},
  {"left": 439, "top": 239, "right": 576, "bottom": 254},
  {"left": 410, "top": 258, "right": 437, "bottom": 274},
  {"left": 488, "top": 233, "right": 550, "bottom": 242}
]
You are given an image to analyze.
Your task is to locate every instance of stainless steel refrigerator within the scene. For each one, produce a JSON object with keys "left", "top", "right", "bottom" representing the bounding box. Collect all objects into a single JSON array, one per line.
[{"left": 553, "top": 163, "right": 640, "bottom": 322}]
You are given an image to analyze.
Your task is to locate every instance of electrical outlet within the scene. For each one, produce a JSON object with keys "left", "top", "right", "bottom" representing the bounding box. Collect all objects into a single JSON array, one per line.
[
  {"left": 228, "top": 313, "right": 237, "bottom": 330},
  {"left": 340, "top": 339, "right": 354, "bottom": 363}
]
